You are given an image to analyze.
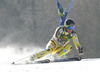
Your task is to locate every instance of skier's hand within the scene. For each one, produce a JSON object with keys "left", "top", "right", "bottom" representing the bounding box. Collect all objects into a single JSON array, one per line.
[{"left": 78, "top": 47, "right": 83, "bottom": 55}]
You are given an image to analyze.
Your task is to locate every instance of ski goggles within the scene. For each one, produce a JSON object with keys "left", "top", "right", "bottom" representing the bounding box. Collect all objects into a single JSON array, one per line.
[{"left": 67, "top": 26, "right": 75, "bottom": 30}]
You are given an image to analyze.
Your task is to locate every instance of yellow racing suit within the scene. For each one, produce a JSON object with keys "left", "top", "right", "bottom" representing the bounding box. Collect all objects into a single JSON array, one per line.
[
  {"left": 31, "top": 1, "right": 82, "bottom": 60},
  {"left": 33, "top": 26, "right": 81, "bottom": 59}
]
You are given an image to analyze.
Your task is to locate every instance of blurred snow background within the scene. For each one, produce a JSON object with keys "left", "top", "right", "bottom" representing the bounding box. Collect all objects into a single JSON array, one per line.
[{"left": 0, "top": 48, "right": 100, "bottom": 72}]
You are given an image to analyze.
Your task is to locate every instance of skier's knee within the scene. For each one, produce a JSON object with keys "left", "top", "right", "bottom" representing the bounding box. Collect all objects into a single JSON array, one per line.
[
  {"left": 57, "top": 44, "right": 72, "bottom": 57},
  {"left": 64, "top": 44, "right": 72, "bottom": 51}
]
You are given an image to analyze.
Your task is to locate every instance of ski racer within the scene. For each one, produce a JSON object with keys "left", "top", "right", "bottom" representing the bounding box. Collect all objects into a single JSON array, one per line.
[{"left": 30, "top": 0, "right": 83, "bottom": 61}]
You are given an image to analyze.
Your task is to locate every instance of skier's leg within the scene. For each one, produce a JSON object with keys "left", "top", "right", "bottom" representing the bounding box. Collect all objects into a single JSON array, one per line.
[
  {"left": 30, "top": 48, "right": 53, "bottom": 61},
  {"left": 56, "top": 44, "right": 72, "bottom": 57},
  {"left": 30, "top": 40, "right": 58, "bottom": 61}
]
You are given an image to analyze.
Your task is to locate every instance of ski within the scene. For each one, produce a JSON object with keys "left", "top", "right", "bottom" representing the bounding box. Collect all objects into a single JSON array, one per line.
[
  {"left": 34, "top": 57, "right": 82, "bottom": 63},
  {"left": 12, "top": 59, "right": 50, "bottom": 65},
  {"left": 53, "top": 57, "right": 82, "bottom": 62},
  {"left": 34, "top": 57, "right": 82, "bottom": 64},
  {"left": 12, "top": 57, "right": 82, "bottom": 65},
  {"left": 36, "top": 59, "right": 50, "bottom": 63}
]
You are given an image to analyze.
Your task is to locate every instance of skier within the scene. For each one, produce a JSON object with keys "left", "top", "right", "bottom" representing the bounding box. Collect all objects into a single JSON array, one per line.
[{"left": 30, "top": 0, "right": 83, "bottom": 61}]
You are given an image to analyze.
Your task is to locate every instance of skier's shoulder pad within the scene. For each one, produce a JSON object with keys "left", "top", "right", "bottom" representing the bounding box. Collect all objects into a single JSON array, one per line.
[{"left": 56, "top": 26, "right": 64, "bottom": 32}]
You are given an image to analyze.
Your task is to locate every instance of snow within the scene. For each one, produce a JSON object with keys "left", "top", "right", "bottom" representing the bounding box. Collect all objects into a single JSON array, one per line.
[{"left": 0, "top": 48, "right": 100, "bottom": 72}]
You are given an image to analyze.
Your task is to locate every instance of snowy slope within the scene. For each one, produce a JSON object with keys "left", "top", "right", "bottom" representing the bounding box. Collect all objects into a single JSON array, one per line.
[{"left": 0, "top": 48, "right": 100, "bottom": 72}]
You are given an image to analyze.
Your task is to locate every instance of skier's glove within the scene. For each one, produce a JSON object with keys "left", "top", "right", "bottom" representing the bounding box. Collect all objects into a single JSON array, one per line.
[{"left": 78, "top": 47, "right": 83, "bottom": 55}]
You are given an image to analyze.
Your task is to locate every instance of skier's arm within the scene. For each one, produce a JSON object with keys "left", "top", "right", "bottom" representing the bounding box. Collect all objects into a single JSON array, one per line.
[
  {"left": 72, "top": 34, "right": 81, "bottom": 49},
  {"left": 53, "top": 27, "right": 65, "bottom": 46},
  {"left": 53, "top": 27, "right": 63, "bottom": 38},
  {"left": 72, "top": 34, "right": 83, "bottom": 55}
]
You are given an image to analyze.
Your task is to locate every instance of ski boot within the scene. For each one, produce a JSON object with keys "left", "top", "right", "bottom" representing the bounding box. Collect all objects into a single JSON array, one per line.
[
  {"left": 30, "top": 54, "right": 37, "bottom": 61},
  {"left": 24, "top": 54, "right": 37, "bottom": 64}
]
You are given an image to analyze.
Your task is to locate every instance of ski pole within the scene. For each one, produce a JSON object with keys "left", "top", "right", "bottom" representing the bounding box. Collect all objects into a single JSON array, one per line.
[
  {"left": 64, "top": 0, "right": 74, "bottom": 18},
  {"left": 12, "top": 54, "right": 34, "bottom": 64},
  {"left": 12, "top": 44, "right": 58, "bottom": 64},
  {"left": 66, "top": 0, "right": 74, "bottom": 14}
]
